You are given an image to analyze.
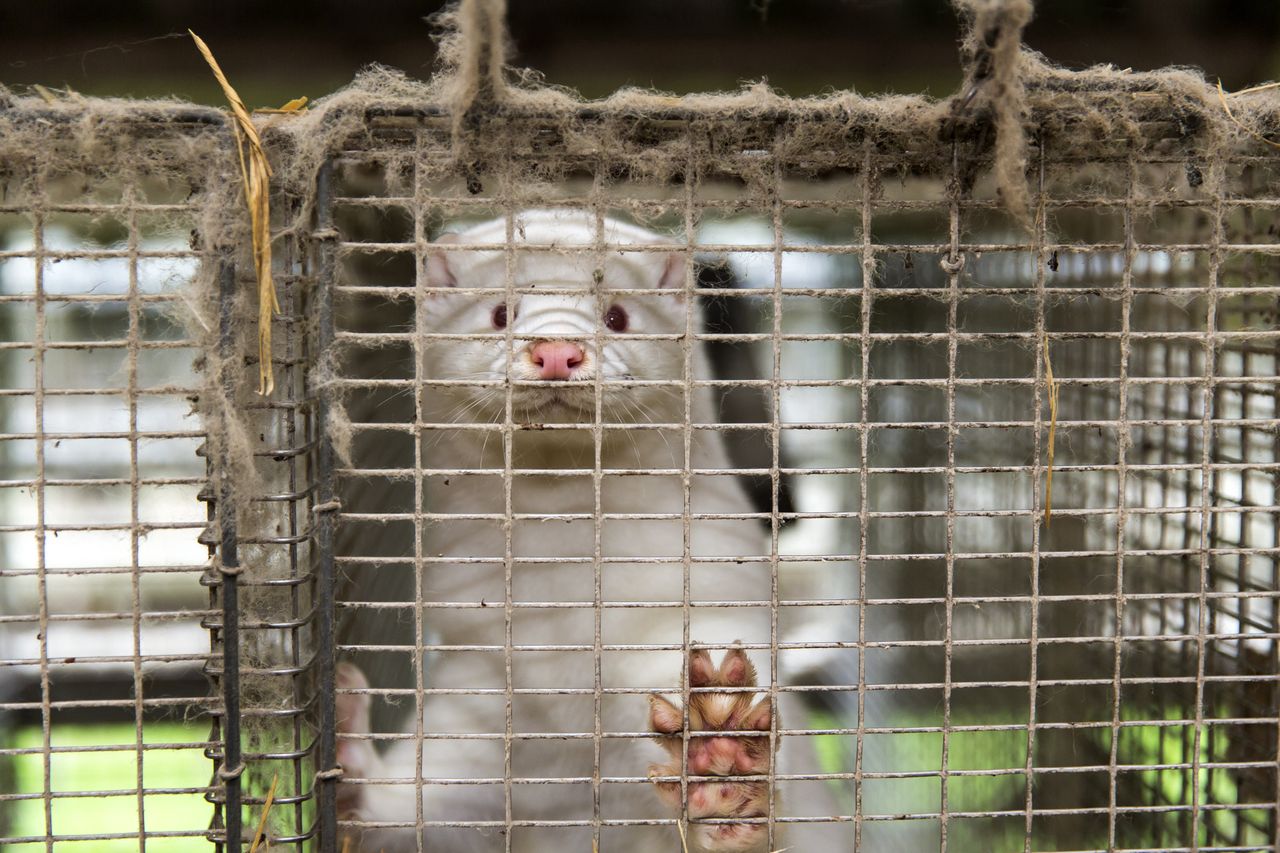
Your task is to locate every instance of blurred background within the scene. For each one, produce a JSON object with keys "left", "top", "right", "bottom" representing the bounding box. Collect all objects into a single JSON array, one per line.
[{"left": 0, "top": 0, "right": 1277, "bottom": 106}]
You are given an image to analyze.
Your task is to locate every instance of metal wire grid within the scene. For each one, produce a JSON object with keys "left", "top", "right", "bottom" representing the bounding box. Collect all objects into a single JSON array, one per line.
[
  {"left": 1052, "top": 159, "right": 1280, "bottom": 850},
  {"left": 0, "top": 115, "right": 324, "bottom": 853},
  {"left": 319, "top": 113, "right": 1280, "bottom": 852},
  {"left": 0, "top": 145, "right": 217, "bottom": 848},
  {"left": 1117, "top": 229, "right": 1280, "bottom": 847},
  {"left": 0, "top": 103, "right": 1273, "bottom": 853},
  {"left": 203, "top": 204, "right": 325, "bottom": 852}
]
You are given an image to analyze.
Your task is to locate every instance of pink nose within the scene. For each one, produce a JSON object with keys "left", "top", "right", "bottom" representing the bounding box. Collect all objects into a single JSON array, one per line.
[{"left": 529, "top": 341, "right": 585, "bottom": 380}]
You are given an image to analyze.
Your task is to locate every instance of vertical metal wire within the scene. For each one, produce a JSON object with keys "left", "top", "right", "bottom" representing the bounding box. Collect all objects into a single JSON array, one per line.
[
  {"left": 854, "top": 138, "right": 875, "bottom": 852},
  {"left": 314, "top": 161, "right": 342, "bottom": 853},
  {"left": 1188, "top": 150, "right": 1226, "bottom": 852},
  {"left": 1022, "top": 140, "right": 1048, "bottom": 853},
  {"left": 124, "top": 182, "right": 147, "bottom": 847},
  {"left": 206, "top": 446, "right": 226, "bottom": 852},
  {"left": 411, "top": 127, "right": 429, "bottom": 853},
  {"left": 501, "top": 205, "right": 517, "bottom": 853},
  {"left": 938, "top": 139, "right": 963, "bottom": 853},
  {"left": 284, "top": 217, "right": 308, "bottom": 848},
  {"left": 766, "top": 140, "right": 785, "bottom": 853},
  {"left": 678, "top": 135, "right": 697, "bottom": 842},
  {"left": 216, "top": 256, "right": 244, "bottom": 853},
  {"left": 1104, "top": 153, "right": 1138, "bottom": 851},
  {"left": 31, "top": 168, "right": 53, "bottom": 853},
  {"left": 1271, "top": 328, "right": 1280, "bottom": 850},
  {"left": 589, "top": 184, "right": 607, "bottom": 853}
]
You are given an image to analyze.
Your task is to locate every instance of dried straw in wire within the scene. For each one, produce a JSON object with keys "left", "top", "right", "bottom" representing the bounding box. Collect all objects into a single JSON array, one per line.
[{"left": 189, "top": 29, "right": 279, "bottom": 395}]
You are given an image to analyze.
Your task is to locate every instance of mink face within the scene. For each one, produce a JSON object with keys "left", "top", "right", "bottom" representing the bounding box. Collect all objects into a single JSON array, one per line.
[{"left": 418, "top": 210, "right": 689, "bottom": 429}]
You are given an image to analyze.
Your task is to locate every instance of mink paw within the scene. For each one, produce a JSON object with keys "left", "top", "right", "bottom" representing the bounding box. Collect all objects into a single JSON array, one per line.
[{"left": 649, "top": 645, "right": 777, "bottom": 853}]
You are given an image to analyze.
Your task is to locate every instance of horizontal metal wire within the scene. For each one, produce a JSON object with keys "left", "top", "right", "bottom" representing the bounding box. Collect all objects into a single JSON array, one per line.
[
  {"left": 326, "top": 192, "right": 1280, "bottom": 210},
  {"left": 0, "top": 610, "right": 214, "bottom": 625},
  {"left": 332, "top": 546, "right": 1280, "bottom": 563},
  {"left": 0, "top": 339, "right": 199, "bottom": 350},
  {"left": 0, "top": 564, "right": 208, "bottom": 577},
  {"left": 336, "top": 282, "right": 1280, "bottom": 298},
  {"left": 0, "top": 248, "right": 201, "bottom": 261},
  {"left": 337, "top": 461, "right": 1272, "bottom": 474},
  {"left": 295, "top": 664, "right": 1280, "bottom": 695},
  {"left": 332, "top": 506, "right": 1280, "bottom": 522},
  {"left": 332, "top": 238, "right": 1280, "bottom": 255},
  {"left": 328, "top": 762, "right": 1278, "bottom": 788},
  {"left": 331, "top": 803, "right": 1273, "bottom": 827},
  {"left": 0, "top": 385, "right": 200, "bottom": 396},
  {"left": 1, "top": 831, "right": 215, "bottom": 845},
  {"left": 333, "top": 717, "right": 1280, "bottom": 739},
  {"left": 329, "top": 630, "right": 1280, "bottom": 649},
  {"left": 0, "top": 292, "right": 201, "bottom": 305},
  {"left": 0, "top": 786, "right": 214, "bottom": 803},
  {"left": 331, "top": 418, "right": 1277, "bottom": 434}
]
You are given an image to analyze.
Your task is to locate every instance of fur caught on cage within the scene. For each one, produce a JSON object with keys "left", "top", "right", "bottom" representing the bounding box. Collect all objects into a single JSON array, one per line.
[{"left": 1, "top": 0, "right": 1277, "bottom": 850}]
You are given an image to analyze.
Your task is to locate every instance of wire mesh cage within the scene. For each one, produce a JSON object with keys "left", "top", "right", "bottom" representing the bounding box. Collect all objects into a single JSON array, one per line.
[
  {"left": 1, "top": 1, "right": 1279, "bottom": 851},
  {"left": 0, "top": 109, "right": 229, "bottom": 850},
  {"left": 315, "top": 108, "right": 1280, "bottom": 852},
  {"left": 0, "top": 107, "right": 326, "bottom": 850}
]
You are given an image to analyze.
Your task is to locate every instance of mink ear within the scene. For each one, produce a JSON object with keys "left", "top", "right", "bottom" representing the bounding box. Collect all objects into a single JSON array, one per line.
[
  {"left": 426, "top": 232, "right": 461, "bottom": 288},
  {"left": 657, "top": 252, "right": 686, "bottom": 291}
]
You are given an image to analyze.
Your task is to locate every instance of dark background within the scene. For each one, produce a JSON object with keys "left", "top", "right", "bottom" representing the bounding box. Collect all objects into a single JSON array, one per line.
[{"left": 1, "top": 0, "right": 1277, "bottom": 107}]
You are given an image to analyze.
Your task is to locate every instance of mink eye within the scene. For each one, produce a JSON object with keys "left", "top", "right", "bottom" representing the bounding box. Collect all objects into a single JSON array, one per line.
[
  {"left": 603, "top": 304, "right": 629, "bottom": 332},
  {"left": 492, "top": 303, "right": 513, "bottom": 329}
]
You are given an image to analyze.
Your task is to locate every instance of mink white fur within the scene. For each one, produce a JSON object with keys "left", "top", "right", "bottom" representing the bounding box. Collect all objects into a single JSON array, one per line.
[{"left": 336, "top": 211, "right": 840, "bottom": 853}]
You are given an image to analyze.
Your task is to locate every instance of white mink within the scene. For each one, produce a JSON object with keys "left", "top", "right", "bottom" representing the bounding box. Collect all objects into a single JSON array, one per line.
[{"left": 336, "top": 210, "right": 840, "bottom": 853}]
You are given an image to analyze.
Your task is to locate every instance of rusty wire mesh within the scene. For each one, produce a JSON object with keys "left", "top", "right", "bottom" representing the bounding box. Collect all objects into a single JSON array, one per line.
[
  {"left": 0, "top": 112, "right": 325, "bottom": 851},
  {"left": 318, "top": 110, "right": 1280, "bottom": 853},
  {"left": 0, "top": 13, "right": 1278, "bottom": 853},
  {"left": 0, "top": 126, "right": 222, "bottom": 850},
  {"left": 0, "top": 113, "right": 1276, "bottom": 853}
]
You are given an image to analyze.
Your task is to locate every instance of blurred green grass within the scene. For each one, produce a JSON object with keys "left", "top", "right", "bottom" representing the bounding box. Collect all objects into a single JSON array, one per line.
[
  {"left": 3, "top": 709, "right": 1267, "bottom": 850},
  {"left": 5, "top": 722, "right": 213, "bottom": 852}
]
